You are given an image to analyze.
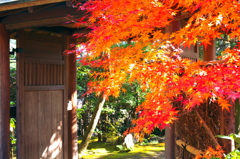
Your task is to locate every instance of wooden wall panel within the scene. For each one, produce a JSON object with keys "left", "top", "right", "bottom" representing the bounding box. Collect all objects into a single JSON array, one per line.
[
  {"left": 24, "top": 62, "right": 64, "bottom": 86},
  {"left": 24, "top": 40, "right": 63, "bottom": 60},
  {"left": 181, "top": 45, "right": 199, "bottom": 62},
  {"left": 23, "top": 32, "right": 64, "bottom": 60}
]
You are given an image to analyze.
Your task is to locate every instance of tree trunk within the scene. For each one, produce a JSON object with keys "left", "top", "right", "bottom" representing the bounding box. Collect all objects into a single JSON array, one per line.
[
  {"left": 82, "top": 110, "right": 88, "bottom": 137},
  {"left": 79, "top": 96, "right": 106, "bottom": 157},
  {"left": 97, "top": 133, "right": 102, "bottom": 142}
]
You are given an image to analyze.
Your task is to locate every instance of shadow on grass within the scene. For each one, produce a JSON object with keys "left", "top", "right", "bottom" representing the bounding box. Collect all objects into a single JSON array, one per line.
[
  {"left": 82, "top": 142, "right": 165, "bottom": 159},
  {"left": 98, "top": 149, "right": 165, "bottom": 159},
  {"left": 87, "top": 141, "right": 117, "bottom": 152}
]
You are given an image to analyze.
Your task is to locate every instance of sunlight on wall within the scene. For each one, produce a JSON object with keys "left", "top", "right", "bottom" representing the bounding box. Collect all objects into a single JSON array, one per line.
[{"left": 41, "top": 122, "right": 63, "bottom": 159}]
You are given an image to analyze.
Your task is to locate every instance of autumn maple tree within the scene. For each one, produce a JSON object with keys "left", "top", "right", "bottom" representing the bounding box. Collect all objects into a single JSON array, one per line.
[{"left": 72, "top": 0, "right": 240, "bottom": 138}]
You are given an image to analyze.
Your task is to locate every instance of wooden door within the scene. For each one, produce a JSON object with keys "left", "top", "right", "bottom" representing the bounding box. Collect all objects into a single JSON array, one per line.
[{"left": 17, "top": 31, "right": 68, "bottom": 159}]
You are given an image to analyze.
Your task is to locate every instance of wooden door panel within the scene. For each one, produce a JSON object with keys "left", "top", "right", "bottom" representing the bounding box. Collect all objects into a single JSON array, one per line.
[
  {"left": 24, "top": 90, "right": 64, "bottom": 159},
  {"left": 38, "top": 91, "right": 52, "bottom": 159},
  {"left": 17, "top": 31, "right": 66, "bottom": 159},
  {"left": 24, "top": 91, "right": 39, "bottom": 159}
]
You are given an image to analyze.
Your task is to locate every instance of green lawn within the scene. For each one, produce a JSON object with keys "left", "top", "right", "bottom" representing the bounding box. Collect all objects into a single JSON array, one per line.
[{"left": 80, "top": 138, "right": 165, "bottom": 159}]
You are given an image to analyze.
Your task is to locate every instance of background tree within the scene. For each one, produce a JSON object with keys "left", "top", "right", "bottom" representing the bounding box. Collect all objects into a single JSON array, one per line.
[{"left": 76, "top": 60, "right": 147, "bottom": 154}]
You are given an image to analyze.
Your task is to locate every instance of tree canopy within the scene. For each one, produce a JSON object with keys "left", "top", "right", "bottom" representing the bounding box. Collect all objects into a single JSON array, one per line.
[{"left": 71, "top": 0, "right": 240, "bottom": 136}]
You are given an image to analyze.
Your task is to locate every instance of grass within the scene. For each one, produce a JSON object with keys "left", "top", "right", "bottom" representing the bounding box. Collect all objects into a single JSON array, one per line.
[{"left": 80, "top": 137, "right": 165, "bottom": 159}]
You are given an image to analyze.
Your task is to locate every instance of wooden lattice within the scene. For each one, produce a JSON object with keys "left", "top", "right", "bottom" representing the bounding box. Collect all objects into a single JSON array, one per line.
[{"left": 175, "top": 102, "right": 221, "bottom": 158}]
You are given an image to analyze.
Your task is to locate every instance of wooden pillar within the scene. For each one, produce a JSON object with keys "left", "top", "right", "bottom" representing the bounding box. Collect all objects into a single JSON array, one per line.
[
  {"left": 219, "top": 107, "right": 235, "bottom": 153},
  {"left": 203, "top": 40, "right": 216, "bottom": 61},
  {"left": 0, "top": 23, "right": 10, "bottom": 159},
  {"left": 235, "top": 100, "right": 240, "bottom": 134},
  {"left": 165, "top": 15, "right": 181, "bottom": 159},
  {"left": 16, "top": 30, "right": 25, "bottom": 159},
  {"left": 165, "top": 125, "right": 175, "bottom": 159},
  {"left": 67, "top": 37, "right": 78, "bottom": 159}
]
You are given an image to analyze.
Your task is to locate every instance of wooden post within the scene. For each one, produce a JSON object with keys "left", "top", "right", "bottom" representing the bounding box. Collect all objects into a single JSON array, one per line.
[
  {"left": 165, "top": 15, "right": 181, "bottom": 159},
  {"left": 67, "top": 36, "right": 78, "bottom": 159},
  {"left": 235, "top": 100, "right": 240, "bottom": 134},
  {"left": 16, "top": 30, "right": 25, "bottom": 159},
  {"left": 203, "top": 40, "right": 216, "bottom": 61},
  {"left": 219, "top": 106, "right": 235, "bottom": 153},
  {"left": 165, "top": 125, "right": 175, "bottom": 159},
  {"left": 0, "top": 23, "right": 10, "bottom": 159}
]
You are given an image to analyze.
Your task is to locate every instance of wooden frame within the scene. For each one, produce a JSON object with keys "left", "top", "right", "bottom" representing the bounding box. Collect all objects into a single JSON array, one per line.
[{"left": 0, "top": 23, "right": 10, "bottom": 159}]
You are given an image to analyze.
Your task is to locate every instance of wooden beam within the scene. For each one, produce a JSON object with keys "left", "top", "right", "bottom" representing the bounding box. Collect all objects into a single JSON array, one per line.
[
  {"left": 6, "top": 16, "right": 83, "bottom": 30},
  {"left": 66, "top": 0, "right": 73, "bottom": 7},
  {"left": 35, "top": 26, "right": 74, "bottom": 35},
  {"left": 0, "top": 23, "right": 10, "bottom": 159},
  {"left": 28, "top": 4, "right": 56, "bottom": 13},
  {"left": 0, "top": 0, "right": 68, "bottom": 12},
  {"left": 1, "top": 3, "right": 85, "bottom": 30},
  {"left": 0, "top": 8, "right": 27, "bottom": 18}
]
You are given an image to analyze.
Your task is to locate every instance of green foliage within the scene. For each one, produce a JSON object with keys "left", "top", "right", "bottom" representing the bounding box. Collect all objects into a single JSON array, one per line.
[
  {"left": 216, "top": 133, "right": 240, "bottom": 158},
  {"left": 76, "top": 61, "right": 147, "bottom": 138},
  {"left": 76, "top": 63, "right": 91, "bottom": 96},
  {"left": 225, "top": 150, "right": 240, "bottom": 159},
  {"left": 216, "top": 35, "right": 237, "bottom": 59},
  {"left": 76, "top": 63, "right": 98, "bottom": 120},
  {"left": 76, "top": 108, "right": 85, "bottom": 119},
  {"left": 10, "top": 67, "right": 16, "bottom": 106},
  {"left": 100, "top": 82, "right": 147, "bottom": 138},
  {"left": 10, "top": 118, "right": 16, "bottom": 145},
  {"left": 140, "top": 138, "right": 150, "bottom": 146},
  {"left": 116, "top": 145, "right": 124, "bottom": 151}
]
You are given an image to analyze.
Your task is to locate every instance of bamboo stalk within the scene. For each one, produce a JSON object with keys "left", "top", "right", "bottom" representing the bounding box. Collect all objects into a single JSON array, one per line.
[{"left": 176, "top": 140, "right": 203, "bottom": 156}]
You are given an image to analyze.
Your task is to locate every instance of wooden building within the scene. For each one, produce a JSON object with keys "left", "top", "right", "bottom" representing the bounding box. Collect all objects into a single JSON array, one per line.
[
  {"left": 0, "top": 0, "right": 86, "bottom": 158},
  {"left": 164, "top": 15, "right": 236, "bottom": 158}
]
